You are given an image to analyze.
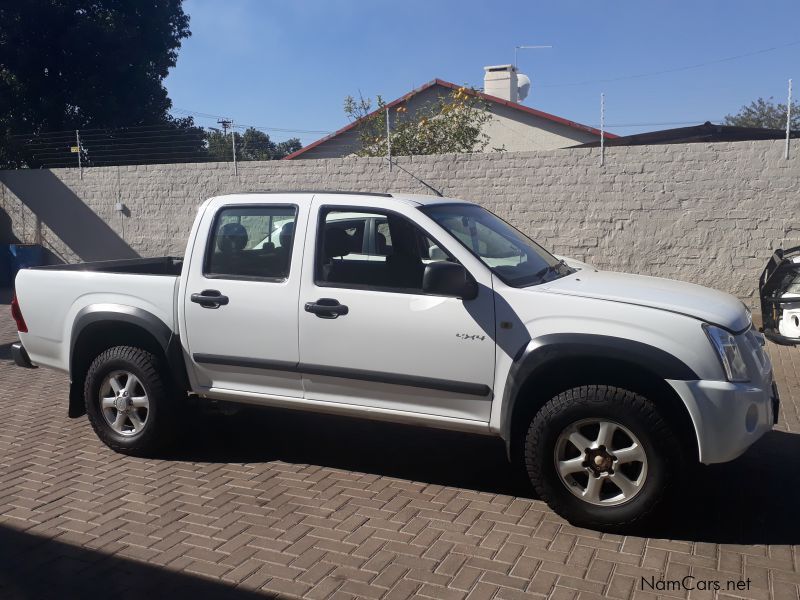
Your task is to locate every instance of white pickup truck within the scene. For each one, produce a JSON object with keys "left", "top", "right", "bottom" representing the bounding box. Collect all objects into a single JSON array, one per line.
[{"left": 10, "top": 191, "right": 779, "bottom": 528}]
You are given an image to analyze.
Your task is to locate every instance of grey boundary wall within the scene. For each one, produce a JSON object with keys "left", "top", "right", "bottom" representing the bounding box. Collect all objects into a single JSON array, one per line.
[{"left": 0, "top": 139, "right": 797, "bottom": 307}]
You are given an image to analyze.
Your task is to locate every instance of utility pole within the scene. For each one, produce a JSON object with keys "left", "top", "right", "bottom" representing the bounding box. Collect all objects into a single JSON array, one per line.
[
  {"left": 232, "top": 125, "right": 238, "bottom": 175},
  {"left": 386, "top": 107, "right": 392, "bottom": 172},
  {"left": 216, "top": 118, "right": 232, "bottom": 135},
  {"left": 600, "top": 93, "right": 605, "bottom": 167},
  {"left": 786, "top": 79, "right": 793, "bottom": 161},
  {"left": 217, "top": 118, "right": 237, "bottom": 173},
  {"left": 75, "top": 130, "right": 83, "bottom": 179}
]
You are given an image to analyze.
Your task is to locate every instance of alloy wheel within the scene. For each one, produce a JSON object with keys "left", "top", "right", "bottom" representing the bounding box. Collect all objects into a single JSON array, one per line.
[
  {"left": 99, "top": 370, "right": 150, "bottom": 436},
  {"left": 554, "top": 418, "right": 648, "bottom": 506}
]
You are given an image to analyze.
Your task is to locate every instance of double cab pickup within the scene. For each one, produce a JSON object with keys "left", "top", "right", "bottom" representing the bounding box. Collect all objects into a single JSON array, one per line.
[{"left": 11, "top": 191, "right": 779, "bottom": 528}]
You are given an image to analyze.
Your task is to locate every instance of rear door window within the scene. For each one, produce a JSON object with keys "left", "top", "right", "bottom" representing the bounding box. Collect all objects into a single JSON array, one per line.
[{"left": 205, "top": 205, "right": 297, "bottom": 280}]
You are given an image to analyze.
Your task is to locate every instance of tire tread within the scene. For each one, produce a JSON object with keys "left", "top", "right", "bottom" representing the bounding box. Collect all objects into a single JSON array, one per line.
[
  {"left": 524, "top": 385, "right": 682, "bottom": 529},
  {"left": 84, "top": 345, "right": 172, "bottom": 456}
]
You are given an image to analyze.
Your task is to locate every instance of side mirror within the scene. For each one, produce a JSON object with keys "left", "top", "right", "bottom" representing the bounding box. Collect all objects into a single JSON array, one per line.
[{"left": 422, "top": 261, "right": 478, "bottom": 300}]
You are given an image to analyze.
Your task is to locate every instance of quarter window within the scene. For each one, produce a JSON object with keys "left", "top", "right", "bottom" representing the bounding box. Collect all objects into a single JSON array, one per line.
[{"left": 205, "top": 205, "right": 297, "bottom": 279}]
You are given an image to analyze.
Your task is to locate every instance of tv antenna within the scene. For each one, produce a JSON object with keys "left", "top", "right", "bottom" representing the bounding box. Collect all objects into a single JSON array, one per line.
[{"left": 514, "top": 45, "right": 552, "bottom": 69}]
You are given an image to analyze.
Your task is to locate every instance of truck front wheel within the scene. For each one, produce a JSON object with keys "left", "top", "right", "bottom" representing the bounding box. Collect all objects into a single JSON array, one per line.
[
  {"left": 84, "top": 346, "right": 174, "bottom": 456},
  {"left": 524, "top": 385, "right": 684, "bottom": 529}
]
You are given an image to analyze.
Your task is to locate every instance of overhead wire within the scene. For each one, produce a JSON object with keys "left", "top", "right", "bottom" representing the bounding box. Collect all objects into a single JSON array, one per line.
[
  {"left": 172, "top": 107, "right": 332, "bottom": 135},
  {"left": 540, "top": 39, "right": 800, "bottom": 88}
]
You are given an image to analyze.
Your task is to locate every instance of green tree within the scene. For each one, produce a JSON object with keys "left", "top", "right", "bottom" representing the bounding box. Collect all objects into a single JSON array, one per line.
[
  {"left": 724, "top": 97, "right": 799, "bottom": 130},
  {"left": 206, "top": 127, "right": 302, "bottom": 162},
  {"left": 343, "top": 86, "right": 494, "bottom": 157},
  {"left": 206, "top": 130, "right": 235, "bottom": 162},
  {"left": 0, "top": 0, "right": 199, "bottom": 167}
]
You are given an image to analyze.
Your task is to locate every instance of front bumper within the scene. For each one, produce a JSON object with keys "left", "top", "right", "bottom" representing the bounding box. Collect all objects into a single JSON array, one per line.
[
  {"left": 667, "top": 377, "right": 778, "bottom": 464},
  {"left": 764, "top": 330, "right": 800, "bottom": 346},
  {"left": 11, "top": 342, "right": 36, "bottom": 369}
]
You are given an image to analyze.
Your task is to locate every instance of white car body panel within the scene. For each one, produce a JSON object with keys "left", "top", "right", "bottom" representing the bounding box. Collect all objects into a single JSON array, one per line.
[
  {"left": 179, "top": 193, "right": 311, "bottom": 398},
  {"left": 488, "top": 280, "right": 730, "bottom": 429},
  {"left": 296, "top": 195, "right": 496, "bottom": 422},
  {"left": 15, "top": 269, "right": 178, "bottom": 371},
  {"left": 541, "top": 269, "right": 750, "bottom": 332}
]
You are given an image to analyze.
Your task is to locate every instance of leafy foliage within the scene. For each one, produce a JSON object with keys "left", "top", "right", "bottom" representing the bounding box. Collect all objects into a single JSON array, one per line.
[
  {"left": 0, "top": 0, "right": 199, "bottom": 167},
  {"left": 343, "top": 87, "right": 494, "bottom": 157},
  {"left": 724, "top": 97, "right": 799, "bottom": 130},
  {"left": 206, "top": 128, "right": 302, "bottom": 162}
]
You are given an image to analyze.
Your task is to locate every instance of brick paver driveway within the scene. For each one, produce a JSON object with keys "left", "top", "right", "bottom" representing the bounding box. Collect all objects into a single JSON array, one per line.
[{"left": 1, "top": 293, "right": 799, "bottom": 600}]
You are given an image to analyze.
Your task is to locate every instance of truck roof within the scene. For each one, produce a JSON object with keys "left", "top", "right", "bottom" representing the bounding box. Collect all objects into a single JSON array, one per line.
[{"left": 217, "top": 190, "right": 471, "bottom": 207}]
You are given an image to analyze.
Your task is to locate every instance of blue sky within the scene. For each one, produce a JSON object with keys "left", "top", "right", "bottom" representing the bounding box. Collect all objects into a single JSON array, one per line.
[{"left": 165, "top": 0, "right": 800, "bottom": 146}]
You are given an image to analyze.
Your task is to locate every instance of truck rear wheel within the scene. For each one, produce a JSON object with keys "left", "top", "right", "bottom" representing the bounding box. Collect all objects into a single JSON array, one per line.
[
  {"left": 84, "top": 346, "right": 174, "bottom": 456},
  {"left": 524, "top": 385, "right": 684, "bottom": 529}
]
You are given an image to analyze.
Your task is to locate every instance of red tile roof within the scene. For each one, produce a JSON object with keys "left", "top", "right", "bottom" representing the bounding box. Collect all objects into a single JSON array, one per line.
[{"left": 284, "top": 78, "right": 616, "bottom": 160}]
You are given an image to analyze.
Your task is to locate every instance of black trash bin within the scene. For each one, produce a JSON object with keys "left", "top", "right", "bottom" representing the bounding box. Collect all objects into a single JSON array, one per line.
[
  {"left": 9, "top": 243, "right": 44, "bottom": 282},
  {"left": 0, "top": 244, "right": 9, "bottom": 288}
]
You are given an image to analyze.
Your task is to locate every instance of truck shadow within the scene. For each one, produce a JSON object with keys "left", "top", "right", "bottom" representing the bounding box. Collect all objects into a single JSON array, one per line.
[
  {"left": 635, "top": 429, "right": 800, "bottom": 545},
  {"left": 172, "top": 404, "right": 529, "bottom": 497},
  {"left": 0, "top": 524, "right": 280, "bottom": 600},
  {"left": 171, "top": 405, "right": 800, "bottom": 545}
]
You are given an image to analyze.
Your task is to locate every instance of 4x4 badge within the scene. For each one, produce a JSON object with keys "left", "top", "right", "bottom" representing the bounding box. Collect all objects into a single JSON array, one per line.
[{"left": 456, "top": 333, "right": 486, "bottom": 341}]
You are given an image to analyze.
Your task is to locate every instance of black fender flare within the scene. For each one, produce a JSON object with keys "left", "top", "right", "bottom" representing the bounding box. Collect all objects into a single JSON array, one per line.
[
  {"left": 500, "top": 333, "right": 699, "bottom": 453},
  {"left": 68, "top": 304, "right": 189, "bottom": 417}
]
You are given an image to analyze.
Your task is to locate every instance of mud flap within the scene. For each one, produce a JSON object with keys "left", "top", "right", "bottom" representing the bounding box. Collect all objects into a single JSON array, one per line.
[
  {"left": 759, "top": 246, "right": 800, "bottom": 345},
  {"left": 772, "top": 381, "right": 781, "bottom": 424},
  {"left": 68, "top": 380, "right": 86, "bottom": 418}
]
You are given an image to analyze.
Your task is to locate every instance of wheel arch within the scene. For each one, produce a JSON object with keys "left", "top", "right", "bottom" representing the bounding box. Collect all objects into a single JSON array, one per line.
[
  {"left": 69, "top": 305, "right": 188, "bottom": 418},
  {"left": 502, "top": 334, "right": 700, "bottom": 464}
]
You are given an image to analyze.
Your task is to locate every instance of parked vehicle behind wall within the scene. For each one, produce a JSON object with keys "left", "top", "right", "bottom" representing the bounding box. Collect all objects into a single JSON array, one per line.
[{"left": 759, "top": 246, "right": 800, "bottom": 344}]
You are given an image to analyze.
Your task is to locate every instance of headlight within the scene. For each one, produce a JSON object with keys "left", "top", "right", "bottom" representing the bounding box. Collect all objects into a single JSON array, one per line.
[{"left": 703, "top": 324, "right": 749, "bottom": 382}]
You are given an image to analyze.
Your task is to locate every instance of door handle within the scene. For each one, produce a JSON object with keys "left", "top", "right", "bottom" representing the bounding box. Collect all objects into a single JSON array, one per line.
[
  {"left": 191, "top": 289, "right": 229, "bottom": 309},
  {"left": 304, "top": 298, "right": 349, "bottom": 319}
]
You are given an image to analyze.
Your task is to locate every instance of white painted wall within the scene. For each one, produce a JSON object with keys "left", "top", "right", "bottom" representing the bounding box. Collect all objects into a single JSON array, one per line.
[
  {"left": 482, "top": 103, "right": 599, "bottom": 151},
  {"left": 2, "top": 140, "right": 797, "bottom": 308}
]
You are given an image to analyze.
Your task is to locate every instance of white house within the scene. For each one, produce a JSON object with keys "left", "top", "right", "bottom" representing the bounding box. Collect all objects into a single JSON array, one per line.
[{"left": 284, "top": 65, "right": 615, "bottom": 160}]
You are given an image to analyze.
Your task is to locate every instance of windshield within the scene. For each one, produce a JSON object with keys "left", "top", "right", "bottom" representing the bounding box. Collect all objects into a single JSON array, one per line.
[{"left": 421, "top": 203, "right": 572, "bottom": 287}]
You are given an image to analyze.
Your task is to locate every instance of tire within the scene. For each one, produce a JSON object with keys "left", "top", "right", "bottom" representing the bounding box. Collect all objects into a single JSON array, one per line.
[
  {"left": 524, "top": 385, "right": 684, "bottom": 529},
  {"left": 84, "top": 345, "right": 174, "bottom": 456}
]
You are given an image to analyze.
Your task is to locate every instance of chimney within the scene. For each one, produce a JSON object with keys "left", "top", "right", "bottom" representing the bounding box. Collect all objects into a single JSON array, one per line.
[{"left": 483, "top": 64, "right": 518, "bottom": 102}]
